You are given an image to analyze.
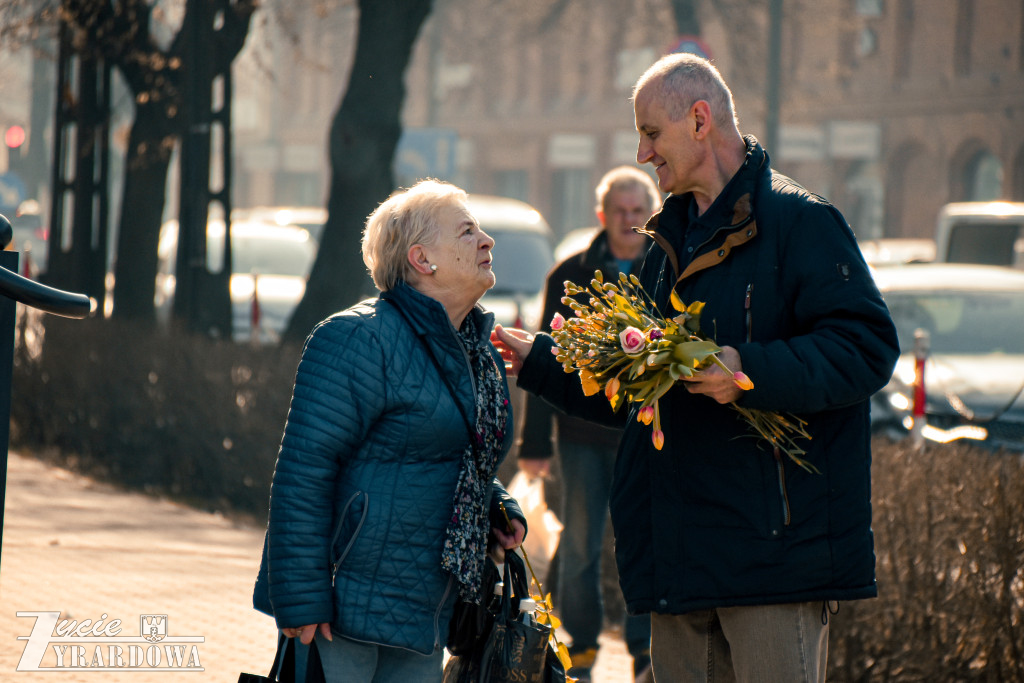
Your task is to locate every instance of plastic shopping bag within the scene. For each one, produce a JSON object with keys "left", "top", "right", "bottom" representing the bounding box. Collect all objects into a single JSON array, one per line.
[{"left": 506, "top": 472, "right": 562, "bottom": 588}]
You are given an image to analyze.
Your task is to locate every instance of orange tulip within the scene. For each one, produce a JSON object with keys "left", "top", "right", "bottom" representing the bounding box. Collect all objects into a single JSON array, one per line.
[
  {"left": 605, "top": 376, "right": 621, "bottom": 401},
  {"left": 732, "top": 371, "right": 754, "bottom": 391}
]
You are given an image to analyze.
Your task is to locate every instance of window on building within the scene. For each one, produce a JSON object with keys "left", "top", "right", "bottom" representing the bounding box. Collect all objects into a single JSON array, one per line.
[
  {"left": 1013, "top": 147, "right": 1024, "bottom": 201},
  {"left": 276, "top": 172, "right": 323, "bottom": 207},
  {"left": 551, "top": 168, "right": 593, "bottom": 237},
  {"left": 953, "top": 0, "right": 973, "bottom": 77},
  {"left": 844, "top": 161, "right": 884, "bottom": 241},
  {"left": 964, "top": 150, "right": 1003, "bottom": 201},
  {"left": 893, "top": 0, "right": 913, "bottom": 81}
]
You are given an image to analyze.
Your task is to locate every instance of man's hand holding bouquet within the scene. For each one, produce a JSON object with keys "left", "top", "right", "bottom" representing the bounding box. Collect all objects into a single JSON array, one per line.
[{"left": 547, "top": 270, "right": 815, "bottom": 472}]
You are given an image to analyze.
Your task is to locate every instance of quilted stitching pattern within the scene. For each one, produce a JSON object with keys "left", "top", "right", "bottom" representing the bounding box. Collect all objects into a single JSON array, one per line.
[{"left": 264, "top": 282, "right": 513, "bottom": 653}]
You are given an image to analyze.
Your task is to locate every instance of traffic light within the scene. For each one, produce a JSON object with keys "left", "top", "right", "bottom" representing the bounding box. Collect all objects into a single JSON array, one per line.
[{"left": 4, "top": 125, "right": 26, "bottom": 150}]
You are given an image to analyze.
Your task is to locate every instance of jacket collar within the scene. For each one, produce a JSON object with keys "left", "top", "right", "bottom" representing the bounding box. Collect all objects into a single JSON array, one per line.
[
  {"left": 380, "top": 280, "right": 495, "bottom": 345},
  {"left": 639, "top": 135, "right": 766, "bottom": 280}
]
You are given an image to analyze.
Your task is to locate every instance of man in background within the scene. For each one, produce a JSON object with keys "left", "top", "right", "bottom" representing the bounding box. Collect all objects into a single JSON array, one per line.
[{"left": 517, "top": 165, "right": 661, "bottom": 683}]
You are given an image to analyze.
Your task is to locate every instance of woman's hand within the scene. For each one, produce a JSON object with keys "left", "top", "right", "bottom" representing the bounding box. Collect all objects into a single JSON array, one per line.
[
  {"left": 491, "top": 518, "right": 526, "bottom": 549},
  {"left": 282, "top": 622, "right": 333, "bottom": 645},
  {"left": 491, "top": 325, "right": 535, "bottom": 377}
]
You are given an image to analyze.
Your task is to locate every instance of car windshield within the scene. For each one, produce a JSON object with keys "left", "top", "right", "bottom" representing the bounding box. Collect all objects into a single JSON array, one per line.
[
  {"left": 487, "top": 230, "right": 553, "bottom": 296},
  {"left": 885, "top": 291, "right": 1024, "bottom": 355}
]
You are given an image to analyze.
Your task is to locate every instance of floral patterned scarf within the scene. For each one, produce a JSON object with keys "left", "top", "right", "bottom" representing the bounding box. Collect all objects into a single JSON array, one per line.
[{"left": 440, "top": 314, "right": 509, "bottom": 601}]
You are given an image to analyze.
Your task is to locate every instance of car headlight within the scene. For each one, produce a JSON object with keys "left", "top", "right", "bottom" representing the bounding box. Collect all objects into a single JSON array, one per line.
[{"left": 888, "top": 391, "right": 912, "bottom": 412}]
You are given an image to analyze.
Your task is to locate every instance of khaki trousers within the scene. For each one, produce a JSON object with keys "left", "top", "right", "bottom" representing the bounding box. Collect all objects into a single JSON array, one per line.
[{"left": 650, "top": 602, "right": 829, "bottom": 683}]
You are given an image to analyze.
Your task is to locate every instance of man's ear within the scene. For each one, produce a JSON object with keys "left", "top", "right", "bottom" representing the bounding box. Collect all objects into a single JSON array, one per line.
[
  {"left": 595, "top": 208, "right": 607, "bottom": 228},
  {"left": 408, "top": 244, "right": 433, "bottom": 276},
  {"left": 692, "top": 100, "right": 712, "bottom": 138}
]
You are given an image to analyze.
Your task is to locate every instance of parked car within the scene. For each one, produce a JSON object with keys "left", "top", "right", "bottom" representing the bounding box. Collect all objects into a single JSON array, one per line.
[
  {"left": 466, "top": 195, "right": 554, "bottom": 332},
  {"left": 870, "top": 263, "right": 1024, "bottom": 450},
  {"left": 155, "top": 219, "right": 317, "bottom": 343},
  {"left": 554, "top": 226, "right": 601, "bottom": 263},
  {"left": 232, "top": 205, "right": 327, "bottom": 242},
  {"left": 934, "top": 201, "right": 1024, "bottom": 269},
  {"left": 858, "top": 238, "right": 935, "bottom": 267}
]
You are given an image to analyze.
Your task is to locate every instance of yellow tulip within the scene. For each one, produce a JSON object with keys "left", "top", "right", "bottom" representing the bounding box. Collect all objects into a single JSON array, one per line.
[
  {"left": 580, "top": 369, "right": 601, "bottom": 396},
  {"left": 652, "top": 429, "right": 665, "bottom": 450}
]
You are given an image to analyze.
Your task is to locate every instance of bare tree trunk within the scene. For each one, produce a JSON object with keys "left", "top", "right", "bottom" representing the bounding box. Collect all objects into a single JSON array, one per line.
[
  {"left": 111, "top": 109, "right": 175, "bottom": 322},
  {"left": 283, "top": 0, "right": 434, "bottom": 343},
  {"left": 62, "top": 0, "right": 255, "bottom": 326}
]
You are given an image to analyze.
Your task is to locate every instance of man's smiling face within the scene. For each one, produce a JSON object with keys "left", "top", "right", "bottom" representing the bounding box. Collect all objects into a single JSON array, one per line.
[{"left": 634, "top": 85, "right": 703, "bottom": 197}]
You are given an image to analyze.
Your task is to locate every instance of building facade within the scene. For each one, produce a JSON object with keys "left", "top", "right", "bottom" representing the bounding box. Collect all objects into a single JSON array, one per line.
[{"left": 231, "top": 0, "right": 1024, "bottom": 243}]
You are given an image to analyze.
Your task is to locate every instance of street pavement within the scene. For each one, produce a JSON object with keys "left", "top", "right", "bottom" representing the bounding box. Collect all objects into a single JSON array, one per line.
[{"left": 0, "top": 451, "right": 635, "bottom": 682}]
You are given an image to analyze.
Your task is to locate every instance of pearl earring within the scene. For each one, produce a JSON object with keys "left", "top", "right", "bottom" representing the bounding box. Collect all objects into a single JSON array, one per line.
[{"left": 430, "top": 264, "right": 438, "bottom": 272}]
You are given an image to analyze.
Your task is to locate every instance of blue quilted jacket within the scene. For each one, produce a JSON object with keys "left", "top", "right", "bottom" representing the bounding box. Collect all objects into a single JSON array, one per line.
[{"left": 253, "top": 281, "right": 520, "bottom": 654}]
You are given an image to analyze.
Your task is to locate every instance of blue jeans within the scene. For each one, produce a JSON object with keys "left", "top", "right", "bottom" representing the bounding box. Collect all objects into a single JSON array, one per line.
[
  {"left": 650, "top": 603, "right": 829, "bottom": 682},
  {"left": 314, "top": 632, "right": 443, "bottom": 682},
  {"left": 557, "top": 441, "right": 651, "bottom": 659}
]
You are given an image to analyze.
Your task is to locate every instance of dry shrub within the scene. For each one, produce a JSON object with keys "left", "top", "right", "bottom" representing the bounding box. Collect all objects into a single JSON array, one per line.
[
  {"left": 829, "top": 439, "right": 1024, "bottom": 681},
  {"left": 10, "top": 316, "right": 1024, "bottom": 679},
  {"left": 10, "top": 313, "right": 301, "bottom": 520}
]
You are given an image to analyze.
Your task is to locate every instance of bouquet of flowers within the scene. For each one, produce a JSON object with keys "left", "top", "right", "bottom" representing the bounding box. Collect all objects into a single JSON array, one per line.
[{"left": 549, "top": 270, "right": 815, "bottom": 473}]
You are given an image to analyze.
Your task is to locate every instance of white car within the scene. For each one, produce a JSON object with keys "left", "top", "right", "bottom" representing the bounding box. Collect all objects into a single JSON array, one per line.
[
  {"left": 466, "top": 195, "right": 555, "bottom": 332},
  {"left": 870, "top": 263, "right": 1024, "bottom": 450},
  {"left": 232, "top": 206, "right": 327, "bottom": 242},
  {"left": 156, "top": 219, "right": 317, "bottom": 343}
]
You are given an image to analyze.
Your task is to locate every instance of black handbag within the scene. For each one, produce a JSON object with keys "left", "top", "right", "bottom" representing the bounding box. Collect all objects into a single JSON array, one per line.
[
  {"left": 447, "top": 554, "right": 501, "bottom": 656},
  {"left": 443, "top": 551, "right": 561, "bottom": 683},
  {"left": 239, "top": 632, "right": 325, "bottom": 683}
]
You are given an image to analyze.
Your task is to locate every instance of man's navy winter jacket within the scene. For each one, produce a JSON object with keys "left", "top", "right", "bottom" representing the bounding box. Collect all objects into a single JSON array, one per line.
[
  {"left": 518, "top": 138, "right": 899, "bottom": 615},
  {"left": 254, "top": 281, "right": 521, "bottom": 654}
]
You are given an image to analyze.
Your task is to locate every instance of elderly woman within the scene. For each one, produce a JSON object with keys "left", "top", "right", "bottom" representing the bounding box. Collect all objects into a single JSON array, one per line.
[{"left": 253, "top": 179, "right": 526, "bottom": 681}]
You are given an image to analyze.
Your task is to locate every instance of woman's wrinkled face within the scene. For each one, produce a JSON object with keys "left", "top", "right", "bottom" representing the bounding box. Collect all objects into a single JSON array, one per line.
[{"left": 428, "top": 202, "right": 496, "bottom": 301}]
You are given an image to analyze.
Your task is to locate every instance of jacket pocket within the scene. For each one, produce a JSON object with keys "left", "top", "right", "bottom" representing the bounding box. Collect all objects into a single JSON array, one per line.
[
  {"left": 331, "top": 491, "right": 369, "bottom": 583},
  {"left": 768, "top": 447, "right": 791, "bottom": 538}
]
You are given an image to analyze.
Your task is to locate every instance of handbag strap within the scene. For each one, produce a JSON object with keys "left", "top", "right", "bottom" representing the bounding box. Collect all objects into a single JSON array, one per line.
[{"left": 269, "top": 632, "right": 293, "bottom": 682}]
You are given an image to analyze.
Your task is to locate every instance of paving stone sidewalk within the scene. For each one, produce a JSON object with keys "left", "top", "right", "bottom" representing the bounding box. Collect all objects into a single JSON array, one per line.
[{"left": 0, "top": 452, "right": 635, "bottom": 682}]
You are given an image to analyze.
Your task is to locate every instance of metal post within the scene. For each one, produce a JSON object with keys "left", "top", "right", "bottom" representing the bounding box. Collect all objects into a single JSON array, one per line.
[
  {"left": 0, "top": 214, "right": 92, "bottom": 571},
  {"left": 911, "top": 328, "right": 930, "bottom": 449},
  {"left": 765, "top": 0, "right": 783, "bottom": 156}
]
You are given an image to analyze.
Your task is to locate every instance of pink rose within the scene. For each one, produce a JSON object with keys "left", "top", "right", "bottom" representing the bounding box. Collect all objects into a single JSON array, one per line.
[
  {"left": 619, "top": 326, "right": 645, "bottom": 355},
  {"left": 550, "top": 312, "right": 566, "bottom": 331}
]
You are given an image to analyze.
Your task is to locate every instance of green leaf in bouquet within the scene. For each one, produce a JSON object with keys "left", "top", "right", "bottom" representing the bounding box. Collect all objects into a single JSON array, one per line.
[
  {"left": 668, "top": 363, "right": 694, "bottom": 381},
  {"left": 627, "top": 354, "right": 649, "bottom": 378},
  {"left": 671, "top": 339, "right": 722, "bottom": 366}
]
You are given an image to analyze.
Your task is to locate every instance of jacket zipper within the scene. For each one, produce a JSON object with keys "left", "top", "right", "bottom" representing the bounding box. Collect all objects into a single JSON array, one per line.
[
  {"left": 331, "top": 491, "right": 369, "bottom": 584},
  {"left": 772, "top": 446, "right": 791, "bottom": 531},
  {"left": 744, "top": 283, "right": 753, "bottom": 343},
  {"left": 432, "top": 575, "right": 455, "bottom": 650}
]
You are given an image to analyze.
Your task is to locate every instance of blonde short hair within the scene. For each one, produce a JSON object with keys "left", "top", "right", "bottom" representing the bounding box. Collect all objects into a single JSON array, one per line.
[
  {"left": 594, "top": 166, "right": 662, "bottom": 215},
  {"left": 362, "top": 179, "right": 468, "bottom": 291}
]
